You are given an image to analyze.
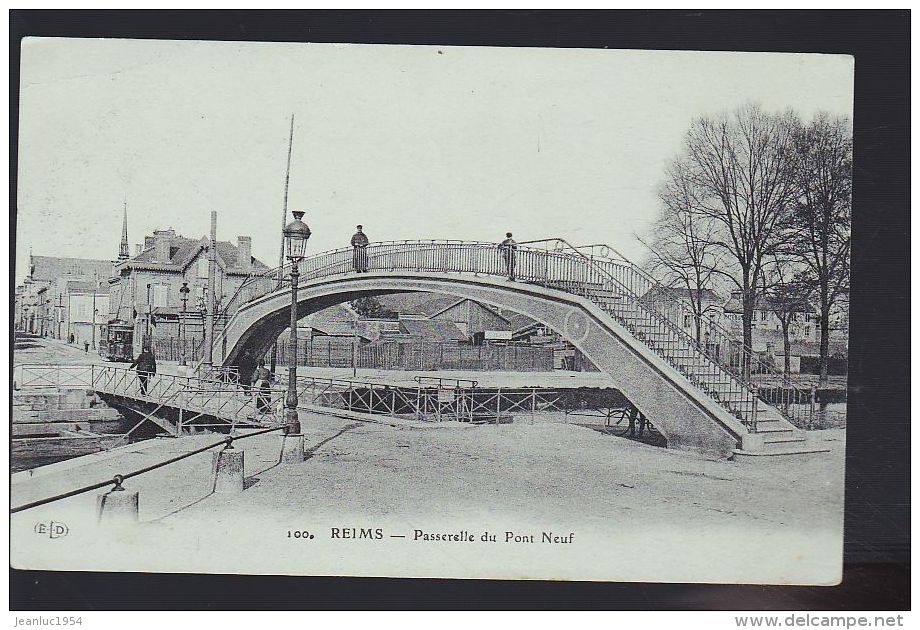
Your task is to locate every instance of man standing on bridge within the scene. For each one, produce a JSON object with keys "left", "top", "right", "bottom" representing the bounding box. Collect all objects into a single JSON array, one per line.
[
  {"left": 130, "top": 344, "right": 157, "bottom": 397},
  {"left": 351, "top": 224, "right": 369, "bottom": 273},
  {"left": 498, "top": 232, "right": 518, "bottom": 281}
]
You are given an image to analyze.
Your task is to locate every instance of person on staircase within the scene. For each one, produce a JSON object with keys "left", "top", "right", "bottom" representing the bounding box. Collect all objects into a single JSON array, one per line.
[
  {"left": 130, "top": 343, "right": 157, "bottom": 397},
  {"left": 498, "top": 232, "right": 518, "bottom": 281},
  {"left": 351, "top": 225, "right": 370, "bottom": 272}
]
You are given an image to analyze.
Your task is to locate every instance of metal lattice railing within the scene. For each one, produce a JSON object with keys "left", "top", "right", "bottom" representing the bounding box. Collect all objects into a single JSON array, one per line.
[
  {"left": 13, "top": 364, "right": 288, "bottom": 434},
  {"left": 215, "top": 239, "right": 817, "bottom": 432}
]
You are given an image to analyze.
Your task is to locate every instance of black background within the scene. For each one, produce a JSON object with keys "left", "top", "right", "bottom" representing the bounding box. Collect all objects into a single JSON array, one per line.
[{"left": 9, "top": 10, "right": 910, "bottom": 610}]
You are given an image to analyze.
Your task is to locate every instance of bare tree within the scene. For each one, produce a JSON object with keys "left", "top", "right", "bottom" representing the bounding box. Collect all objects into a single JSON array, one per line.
[
  {"left": 762, "top": 259, "right": 813, "bottom": 378},
  {"left": 786, "top": 113, "right": 852, "bottom": 386},
  {"left": 680, "top": 104, "right": 800, "bottom": 375},
  {"left": 642, "top": 159, "right": 723, "bottom": 343}
]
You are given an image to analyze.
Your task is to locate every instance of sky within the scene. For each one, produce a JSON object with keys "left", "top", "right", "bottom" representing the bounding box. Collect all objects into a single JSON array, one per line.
[{"left": 15, "top": 39, "right": 853, "bottom": 283}]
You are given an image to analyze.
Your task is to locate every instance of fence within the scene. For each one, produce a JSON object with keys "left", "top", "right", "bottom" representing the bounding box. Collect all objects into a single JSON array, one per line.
[
  {"left": 151, "top": 337, "right": 204, "bottom": 363},
  {"left": 149, "top": 335, "right": 553, "bottom": 372},
  {"left": 274, "top": 338, "right": 554, "bottom": 371}
]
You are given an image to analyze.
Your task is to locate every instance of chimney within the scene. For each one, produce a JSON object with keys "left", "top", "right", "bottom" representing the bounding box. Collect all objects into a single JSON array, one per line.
[
  {"left": 237, "top": 236, "right": 252, "bottom": 271},
  {"left": 135, "top": 244, "right": 142, "bottom": 256},
  {"left": 153, "top": 229, "right": 175, "bottom": 263}
]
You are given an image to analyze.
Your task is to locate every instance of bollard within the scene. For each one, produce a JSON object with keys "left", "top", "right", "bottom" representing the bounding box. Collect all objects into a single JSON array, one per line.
[
  {"left": 212, "top": 448, "right": 245, "bottom": 493},
  {"left": 280, "top": 433, "right": 305, "bottom": 463},
  {"left": 96, "top": 486, "right": 139, "bottom": 526}
]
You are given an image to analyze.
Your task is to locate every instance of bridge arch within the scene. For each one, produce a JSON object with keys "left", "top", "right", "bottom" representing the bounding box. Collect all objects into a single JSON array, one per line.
[{"left": 217, "top": 270, "right": 747, "bottom": 458}]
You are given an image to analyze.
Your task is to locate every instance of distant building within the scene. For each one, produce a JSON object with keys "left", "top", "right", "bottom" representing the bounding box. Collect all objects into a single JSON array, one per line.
[
  {"left": 14, "top": 285, "right": 24, "bottom": 330},
  {"left": 397, "top": 318, "right": 468, "bottom": 343},
  {"left": 18, "top": 254, "right": 114, "bottom": 337},
  {"left": 376, "top": 293, "right": 511, "bottom": 342},
  {"left": 108, "top": 218, "right": 269, "bottom": 354},
  {"left": 301, "top": 304, "right": 376, "bottom": 343},
  {"left": 65, "top": 281, "right": 110, "bottom": 348},
  {"left": 722, "top": 291, "right": 819, "bottom": 350},
  {"left": 642, "top": 286, "right": 726, "bottom": 336}
]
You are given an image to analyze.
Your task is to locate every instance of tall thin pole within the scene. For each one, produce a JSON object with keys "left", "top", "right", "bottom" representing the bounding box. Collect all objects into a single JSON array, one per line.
[
  {"left": 271, "top": 115, "right": 295, "bottom": 375},
  {"left": 92, "top": 288, "right": 97, "bottom": 349},
  {"left": 204, "top": 210, "right": 217, "bottom": 366}
]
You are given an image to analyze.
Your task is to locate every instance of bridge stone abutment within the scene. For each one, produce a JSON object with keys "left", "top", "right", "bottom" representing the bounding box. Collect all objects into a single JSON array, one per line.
[{"left": 217, "top": 272, "right": 746, "bottom": 458}]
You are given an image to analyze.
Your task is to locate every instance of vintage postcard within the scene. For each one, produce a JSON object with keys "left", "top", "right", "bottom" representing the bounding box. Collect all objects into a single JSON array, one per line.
[{"left": 12, "top": 38, "right": 852, "bottom": 584}]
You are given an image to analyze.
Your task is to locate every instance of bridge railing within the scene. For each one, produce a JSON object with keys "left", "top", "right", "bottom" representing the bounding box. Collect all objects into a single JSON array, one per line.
[
  {"left": 223, "top": 241, "right": 763, "bottom": 427},
  {"left": 216, "top": 239, "right": 816, "bottom": 431},
  {"left": 522, "top": 238, "right": 814, "bottom": 429},
  {"left": 14, "top": 364, "right": 287, "bottom": 432}
]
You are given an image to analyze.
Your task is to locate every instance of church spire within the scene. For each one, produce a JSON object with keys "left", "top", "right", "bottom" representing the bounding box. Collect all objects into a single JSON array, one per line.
[{"left": 118, "top": 200, "right": 129, "bottom": 261}]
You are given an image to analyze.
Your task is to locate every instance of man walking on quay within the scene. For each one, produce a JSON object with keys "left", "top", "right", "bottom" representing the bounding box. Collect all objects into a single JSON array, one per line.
[
  {"left": 351, "top": 224, "right": 370, "bottom": 272},
  {"left": 130, "top": 343, "right": 157, "bottom": 397},
  {"left": 498, "top": 232, "right": 518, "bottom": 281}
]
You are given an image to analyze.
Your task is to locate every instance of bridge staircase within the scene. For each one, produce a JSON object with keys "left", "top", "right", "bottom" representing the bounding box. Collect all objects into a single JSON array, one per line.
[{"left": 540, "top": 253, "right": 819, "bottom": 459}]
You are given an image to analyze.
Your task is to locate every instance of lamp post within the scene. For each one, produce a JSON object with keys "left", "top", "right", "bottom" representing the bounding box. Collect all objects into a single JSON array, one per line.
[
  {"left": 145, "top": 283, "right": 152, "bottom": 345},
  {"left": 282, "top": 209, "right": 311, "bottom": 434},
  {"left": 196, "top": 293, "right": 207, "bottom": 354},
  {"left": 179, "top": 282, "right": 190, "bottom": 367}
]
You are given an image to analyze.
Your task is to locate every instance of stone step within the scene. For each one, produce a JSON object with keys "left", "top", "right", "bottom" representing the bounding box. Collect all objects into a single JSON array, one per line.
[
  {"left": 741, "top": 431, "right": 807, "bottom": 452},
  {"left": 731, "top": 445, "right": 832, "bottom": 463}
]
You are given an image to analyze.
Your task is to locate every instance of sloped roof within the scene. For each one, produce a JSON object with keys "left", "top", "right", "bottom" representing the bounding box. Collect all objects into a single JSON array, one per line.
[
  {"left": 505, "top": 311, "right": 542, "bottom": 334},
  {"left": 65, "top": 280, "right": 111, "bottom": 294},
  {"left": 415, "top": 295, "right": 466, "bottom": 318},
  {"left": 125, "top": 235, "right": 268, "bottom": 272},
  {"left": 375, "top": 292, "right": 439, "bottom": 316},
  {"left": 29, "top": 256, "right": 114, "bottom": 282},
  {"left": 399, "top": 319, "right": 467, "bottom": 342},
  {"left": 304, "top": 304, "right": 378, "bottom": 341},
  {"left": 724, "top": 294, "right": 816, "bottom": 315},
  {"left": 790, "top": 339, "right": 848, "bottom": 357},
  {"left": 413, "top": 295, "right": 510, "bottom": 323}
]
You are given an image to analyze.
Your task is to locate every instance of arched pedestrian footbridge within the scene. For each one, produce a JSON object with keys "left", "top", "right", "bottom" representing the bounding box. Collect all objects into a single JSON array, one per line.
[{"left": 215, "top": 239, "right": 821, "bottom": 459}]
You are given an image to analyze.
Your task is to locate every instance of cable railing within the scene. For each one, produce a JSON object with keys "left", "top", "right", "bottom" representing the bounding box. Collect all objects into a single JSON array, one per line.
[{"left": 10, "top": 424, "right": 287, "bottom": 514}]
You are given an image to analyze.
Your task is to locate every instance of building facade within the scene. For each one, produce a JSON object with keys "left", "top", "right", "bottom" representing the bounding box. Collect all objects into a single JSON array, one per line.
[
  {"left": 66, "top": 283, "right": 111, "bottom": 348},
  {"left": 18, "top": 255, "right": 115, "bottom": 338},
  {"left": 108, "top": 228, "right": 269, "bottom": 354}
]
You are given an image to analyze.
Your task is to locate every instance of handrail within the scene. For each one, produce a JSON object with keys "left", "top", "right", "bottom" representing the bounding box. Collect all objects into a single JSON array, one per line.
[
  {"left": 522, "top": 238, "right": 814, "bottom": 428},
  {"left": 208, "top": 238, "right": 815, "bottom": 430},
  {"left": 11, "top": 425, "right": 286, "bottom": 514},
  {"left": 526, "top": 239, "right": 814, "bottom": 390}
]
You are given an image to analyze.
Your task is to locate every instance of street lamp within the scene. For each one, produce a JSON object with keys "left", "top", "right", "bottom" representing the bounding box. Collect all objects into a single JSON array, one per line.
[
  {"left": 282, "top": 209, "right": 311, "bottom": 434},
  {"left": 179, "top": 282, "right": 190, "bottom": 367}
]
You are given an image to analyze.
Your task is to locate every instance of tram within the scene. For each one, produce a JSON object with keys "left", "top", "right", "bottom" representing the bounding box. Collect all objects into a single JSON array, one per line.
[{"left": 98, "top": 321, "right": 135, "bottom": 362}]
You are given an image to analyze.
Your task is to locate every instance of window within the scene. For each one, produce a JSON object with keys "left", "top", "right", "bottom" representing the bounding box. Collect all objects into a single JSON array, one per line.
[
  {"left": 198, "top": 256, "right": 209, "bottom": 279},
  {"left": 760, "top": 311, "right": 768, "bottom": 321},
  {"left": 152, "top": 284, "right": 168, "bottom": 307},
  {"left": 683, "top": 314, "right": 691, "bottom": 328}
]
